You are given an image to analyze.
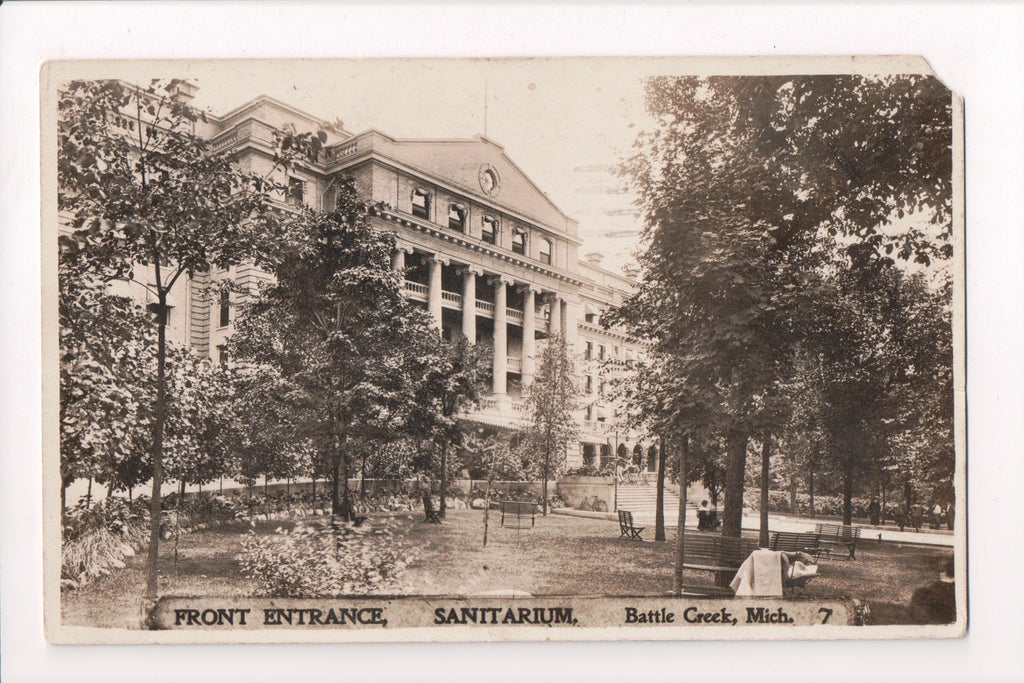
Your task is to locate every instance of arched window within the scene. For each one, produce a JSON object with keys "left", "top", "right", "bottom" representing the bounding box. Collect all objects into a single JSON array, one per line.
[
  {"left": 647, "top": 445, "right": 658, "bottom": 472},
  {"left": 412, "top": 187, "right": 431, "bottom": 219},
  {"left": 448, "top": 204, "right": 466, "bottom": 232},
  {"left": 616, "top": 443, "right": 628, "bottom": 462},
  {"left": 539, "top": 237, "right": 552, "bottom": 264},
  {"left": 512, "top": 227, "right": 527, "bottom": 255},
  {"left": 481, "top": 215, "right": 498, "bottom": 244},
  {"left": 632, "top": 444, "right": 644, "bottom": 468}
]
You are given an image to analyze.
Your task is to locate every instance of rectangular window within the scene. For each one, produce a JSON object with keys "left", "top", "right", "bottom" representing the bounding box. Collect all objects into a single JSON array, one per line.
[
  {"left": 219, "top": 290, "right": 230, "bottom": 328},
  {"left": 539, "top": 238, "right": 552, "bottom": 265},
  {"left": 412, "top": 188, "right": 431, "bottom": 219},
  {"left": 287, "top": 176, "right": 305, "bottom": 206},
  {"left": 448, "top": 204, "right": 466, "bottom": 232},
  {"left": 218, "top": 345, "right": 229, "bottom": 368},
  {"left": 481, "top": 215, "right": 498, "bottom": 244},
  {"left": 512, "top": 228, "right": 527, "bottom": 255},
  {"left": 586, "top": 375, "right": 593, "bottom": 394},
  {"left": 585, "top": 341, "right": 593, "bottom": 360},
  {"left": 598, "top": 344, "right": 605, "bottom": 360}
]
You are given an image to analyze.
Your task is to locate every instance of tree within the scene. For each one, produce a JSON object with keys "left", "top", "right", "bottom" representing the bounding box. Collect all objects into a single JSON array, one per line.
[
  {"left": 59, "top": 264, "right": 154, "bottom": 519},
  {"left": 230, "top": 188, "right": 430, "bottom": 523},
  {"left": 463, "top": 430, "right": 525, "bottom": 546},
  {"left": 406, "top": 336, "right": 488, "bottom": 517},
  {"left": 522, "top": 335, "right": 579, "bottom": 515},
  {"left": 58, "top": 79, "right": 315, "bottom": 601},
  {"left": 618, "top": 75, "right": 953, "bottom": 539}
]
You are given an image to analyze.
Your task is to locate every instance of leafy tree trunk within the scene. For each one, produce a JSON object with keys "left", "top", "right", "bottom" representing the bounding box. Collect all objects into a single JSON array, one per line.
[
  {"left": 439, "top": 439, "right": 448, "bottom": 519},
  {"left": 542, "top": 445, "right": 550, "bottom": 517},
  {"left": 759, "top": 434, "right": 771, "bottom": 547},
  {"left": 808, "top": 465, "right": 816, "bottom": 518},
  {"left": 842, "top": 448, "right": 855, "bottom": 526},
  {"left": 673, "top": 434, "right": 688, "bottom": 596},
  {"left": 482, "top": 478, "right": 492, "bottom": 547},
  {"left": 789, "top": 449, "right": 798, "bottom": 513},
  {"left": 85, "top": 477, "right": 93, "bottom": 510},
  {"left": 61, "top": 482, "right": 67, "bottom": 527},
  {"left": 655, "top": 436, "right": 667, "bottom": 542},
  {"left": 331, "top": 444, "right": 352, "bottom": 522},
  {"left": 722, "top": 431, "right": 748, "bottom": 538},
  {"left": 144, "top": 295, "right": 168, "bottom": 601},
  {"left": 107, "top": 479, "right": 115, "bottom": 501}
]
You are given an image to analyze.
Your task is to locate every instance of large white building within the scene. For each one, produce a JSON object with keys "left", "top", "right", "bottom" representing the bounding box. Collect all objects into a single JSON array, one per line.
[{"left": 131, "top": 86, "right": 656, "bottom": 472}]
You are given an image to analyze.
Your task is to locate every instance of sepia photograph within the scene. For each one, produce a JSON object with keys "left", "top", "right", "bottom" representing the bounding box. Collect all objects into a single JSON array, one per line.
[{"left": 42, "top": 56, "right": 964, "bottom": 643}]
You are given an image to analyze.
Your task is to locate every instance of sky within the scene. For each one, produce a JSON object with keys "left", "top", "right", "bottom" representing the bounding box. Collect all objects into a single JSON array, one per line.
[{"left": 178, "top": 59, "right": 655, "bottom": 274}]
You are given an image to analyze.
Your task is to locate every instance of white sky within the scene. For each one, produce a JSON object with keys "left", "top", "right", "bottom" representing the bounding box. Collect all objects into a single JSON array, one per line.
[{"left": 181, "top": 59, "right": 652, "bottom": 274}]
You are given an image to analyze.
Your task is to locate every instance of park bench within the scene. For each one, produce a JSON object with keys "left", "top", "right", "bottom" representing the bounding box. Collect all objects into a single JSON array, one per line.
[
  {"left": 500, "top": 501, "right": 537, "bottom": 529},
  {"left": 815, "top": 523, "right": 861, "bottom": 560},
  {"left": 422, "top": 494, "right": 442, "bottom": 524},
  {"left": 769, "top": 531, "right": 822, "bottom": 560},
  {"left": 680, "top": 533, "right": 761, "bottom": 574},
  {"left": 617, "top": 510, "right": 646, "bottom": 540}
]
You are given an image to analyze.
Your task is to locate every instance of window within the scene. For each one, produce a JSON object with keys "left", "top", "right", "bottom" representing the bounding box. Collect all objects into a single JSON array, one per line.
[
  {"left": 512, "top": 227, "right": 527, "bottom": 255},
  {"left": 218, "top": 345, "right": 229, "bottom": 368},
  {"left": 598, "top": 344, "right": 605, "bottom": 360},
  {"left": 586, "top": 375, "right": 594, "bottom": 394},
  {"left": 539, "top": 238, "right": 552, "bottom": 264},
  {"left": 412, "top": 188, "right": 431, "bottom": 219},
  {"left": 585, "top": 341, "right": 593, "bottom": 360},
  {"left": 219, "top": 290, "right": 230, "bottom": 328},
  {"left": 481, "top": 215, "right": 498, "bottom": 244},
  {"left": 448, "top": 204, "right": 466, "bottom": 232},
  {"left": 287, "top": 176, "right": 305, "bottom": 206},
  {"left": 585, "top": 405, "right": 593, "bottom": 421}
]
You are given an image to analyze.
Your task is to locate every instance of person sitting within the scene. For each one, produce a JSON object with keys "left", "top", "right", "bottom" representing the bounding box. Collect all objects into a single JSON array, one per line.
[{"left": 908, "top": 559, "right": 956, "bottom": 624}]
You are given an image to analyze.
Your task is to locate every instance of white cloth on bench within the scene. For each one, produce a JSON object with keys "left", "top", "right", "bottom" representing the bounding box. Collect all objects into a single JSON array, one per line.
[{"left": 730, "top": 549, "right": 785, "bottom": 597}]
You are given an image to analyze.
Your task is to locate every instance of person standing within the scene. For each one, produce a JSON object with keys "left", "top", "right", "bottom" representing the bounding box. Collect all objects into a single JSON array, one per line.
[{"left": 868, "top": 498, "right": 881, "bottom": 527}]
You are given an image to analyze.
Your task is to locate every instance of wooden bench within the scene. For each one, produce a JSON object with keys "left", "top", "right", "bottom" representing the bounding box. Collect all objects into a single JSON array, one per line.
[
  {"left": 422, "top": 494, "right": 442, "bottom": 524},
  {"left": 769, "top": 531, "right": 822, "bottom": 560},
  {"left": 815, "top": 523, "right": 861, "bottom": 560},
  {"left": 680, "top": 534, "right": 761, "bottom": 574},
  {"left": 500, "top": 501, "right": 537, "bottom": 529},
  {"left": 617, "top": 510, "right": 645, "bottom": 540}
]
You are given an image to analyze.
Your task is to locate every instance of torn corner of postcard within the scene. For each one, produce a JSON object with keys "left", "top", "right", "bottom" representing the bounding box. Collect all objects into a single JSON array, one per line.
[{"left": 42, "top": 56, "right": 965, "bottom": 644}]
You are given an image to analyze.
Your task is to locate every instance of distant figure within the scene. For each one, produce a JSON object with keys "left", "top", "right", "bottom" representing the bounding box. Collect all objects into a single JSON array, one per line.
[
  {"left": 868, "top": 498, "right": 881, "bottom": 527},
  {"left": 945, "top": 501, "right": 954, "bottom": 531},
  {"left": 697, "top": 500, "right": 719, "bottom": 531},
  {"left": 910, "top": 504, "right": 924, "bottom": 532},
  {"left": 898, "top": 500, "right": 910, "bottom": 532},
  {"left": 908, "top": 558, "right": 956, "bottom": 624},
  {"left": 930, "top": 502, "right": 944, "bottom": 529}
]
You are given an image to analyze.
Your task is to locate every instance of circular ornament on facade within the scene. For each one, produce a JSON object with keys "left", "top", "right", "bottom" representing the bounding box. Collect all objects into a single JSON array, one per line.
[{"left": 478, "top": 164, "right": 500, "bottom": 197}]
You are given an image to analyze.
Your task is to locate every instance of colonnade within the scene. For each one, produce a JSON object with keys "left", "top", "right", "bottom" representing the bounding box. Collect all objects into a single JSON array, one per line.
[{"left": 392, "top": 245, "right": 578, "bottom": 397}]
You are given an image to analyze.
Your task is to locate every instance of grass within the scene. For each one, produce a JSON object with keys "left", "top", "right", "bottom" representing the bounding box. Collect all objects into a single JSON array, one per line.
[{"left": 61, "top": 510, "right": 953, "bottom": 628}]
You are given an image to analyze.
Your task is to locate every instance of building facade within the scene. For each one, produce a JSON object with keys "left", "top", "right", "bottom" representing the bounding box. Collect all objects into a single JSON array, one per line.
[{"left": 127, "top": 89, "right": 654, "bottom": 472}]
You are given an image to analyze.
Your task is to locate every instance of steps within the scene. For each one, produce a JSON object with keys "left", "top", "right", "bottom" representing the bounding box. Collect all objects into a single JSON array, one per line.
[{"left": 615, "top": 484, "right": 684, "bottom": 517}]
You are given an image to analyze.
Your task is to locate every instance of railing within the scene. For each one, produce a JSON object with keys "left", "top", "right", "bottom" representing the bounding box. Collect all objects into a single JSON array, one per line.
[
  {"left": 210, "top": 129, "right": 241, "bottom": 153},
  {"left": 507, "top": 356, "right": 522, "bottom": 372},
  {"left": 476, "top": 300, "right": 495, "bottom": 314},
  {"left": 329, "top": 141, "right": 359, "bottom": 160},
  {"left": 479, "top": 398, "right": 499, "bottom": 411},
  {"left": 441, "top": 290, "right": 463, "bottom": 305},
  {"left": 511, "top": 399, "right": 529, "bottom": 413},
  {"left": 404, "top": 280, "right": 427, "bottom": 296},
  {"left": 507, "top": 308, "right": 524, "bottom": 323}
]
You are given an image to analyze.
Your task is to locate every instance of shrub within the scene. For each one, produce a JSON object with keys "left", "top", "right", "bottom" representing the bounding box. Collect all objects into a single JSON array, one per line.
[
  {"left": 61, "top": 497, "right": 149, "bottom": 590},
  {"left": 237, "top": 519, "right": 415, "bottom": 596}
]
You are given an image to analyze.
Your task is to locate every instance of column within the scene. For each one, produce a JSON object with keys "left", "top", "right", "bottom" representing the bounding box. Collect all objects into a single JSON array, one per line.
[
  {"left": 563, "top": 298, "right": 579, "bottom": 350},
  {"left": 461, "top": 266, "right": 481, "bottom": 343},
  {"left": 548, "top": 292, "right": 562, "bottom": 338},
  {"left": 492, "top": 276, "right": 508, "bottom": 395},
  {"left": 427, "top": 255, "right": 447, "bottom": 331},
  {"left": 521, "top": 285, "right": 536, "bottom": 387},
  {"left": 391, "top": 247, "right": 406, "bottom": 272}
]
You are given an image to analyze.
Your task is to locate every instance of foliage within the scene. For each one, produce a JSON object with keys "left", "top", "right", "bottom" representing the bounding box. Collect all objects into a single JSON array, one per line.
[
  {"left": 61, "top": 497, "right": 149, "bottom": 590},
  {"left": 521, "top": 336, "right": 579, "bottom": 514},
  {"left": 238, "top": 520, "right": 414, "bottom": 596},
  {"left": 230, "top": 189, "right": 435, "bottom": 520},
  {"left": 612, "top": 75, "right": 954, "bottom": 537},
  {"left": 58, "top": 78, "right": 314, "bottom": 598}
]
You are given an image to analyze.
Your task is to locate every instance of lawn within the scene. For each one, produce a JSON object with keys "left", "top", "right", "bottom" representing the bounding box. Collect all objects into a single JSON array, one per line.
[{"left": 61, "top": 509, "right": 953, "bottom": 628}]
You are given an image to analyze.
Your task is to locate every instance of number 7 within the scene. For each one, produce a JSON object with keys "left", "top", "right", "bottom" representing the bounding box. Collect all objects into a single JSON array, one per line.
[{"left": 818, "top": 608, "right": 833, "bottom": 624}]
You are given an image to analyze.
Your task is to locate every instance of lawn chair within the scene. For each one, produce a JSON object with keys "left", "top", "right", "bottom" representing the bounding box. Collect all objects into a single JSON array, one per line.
[
  {"left": 618, "top": 510, "right": 645, "bottom": 540},
  {"left": 422, "top": 494, "right": 442, "bottom": 524}
]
